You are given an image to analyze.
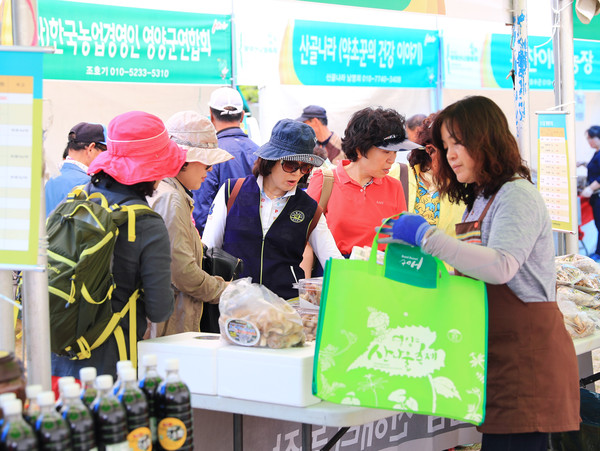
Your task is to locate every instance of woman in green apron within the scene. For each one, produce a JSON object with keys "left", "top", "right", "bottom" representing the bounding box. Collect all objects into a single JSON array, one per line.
[{"left": 391, "top": 96, "right": 580, "bottom": 451}]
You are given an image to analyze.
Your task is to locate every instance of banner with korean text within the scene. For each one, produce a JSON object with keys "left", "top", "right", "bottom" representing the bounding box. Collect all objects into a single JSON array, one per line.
[
  {"left": 279, "top": 20, "right": 439, "bottom": 88},
  {"left": 38, "top": 0, "right": 232, "bottom": 84}
]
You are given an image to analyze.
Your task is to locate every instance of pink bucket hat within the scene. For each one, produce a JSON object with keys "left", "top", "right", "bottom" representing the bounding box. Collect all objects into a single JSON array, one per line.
[{"left": 88, "top": 111, "right": 187, "bottom": 185}]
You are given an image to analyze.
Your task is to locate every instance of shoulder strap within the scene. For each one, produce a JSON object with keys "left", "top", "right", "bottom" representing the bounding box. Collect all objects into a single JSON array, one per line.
[
  {"left": 226, "top": 178, "right": 244, "bottom": 214},
  {"left": 319, "top": 167, "right": 335, "bottom": 212},
  {"left": 399, "top": 163, "right": 409, "bottom": 207},
  {"left": 307, "top": 205, "right": 323, "bottom": 242}
]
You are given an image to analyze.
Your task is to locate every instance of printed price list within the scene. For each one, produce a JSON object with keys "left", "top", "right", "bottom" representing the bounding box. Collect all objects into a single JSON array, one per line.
[
  {"left": 0, "top": 76, "right": 33, "bottom": 251},
  {"left": 538, "top": 126, "right": 570, "bottom": 225}
]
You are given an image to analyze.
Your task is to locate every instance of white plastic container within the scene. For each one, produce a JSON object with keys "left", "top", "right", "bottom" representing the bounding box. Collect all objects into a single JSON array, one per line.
[
  {"left": 137, "top": 332, "right": 225, "bottom": 395},
  {"left": 217, "top": 341, "right": 320, "bottom": 407}
]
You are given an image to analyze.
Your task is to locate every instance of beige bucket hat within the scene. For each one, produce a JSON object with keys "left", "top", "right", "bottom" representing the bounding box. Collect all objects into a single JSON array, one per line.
[{"left": 165, "top": 110, "right": 234, "bottom": 165}]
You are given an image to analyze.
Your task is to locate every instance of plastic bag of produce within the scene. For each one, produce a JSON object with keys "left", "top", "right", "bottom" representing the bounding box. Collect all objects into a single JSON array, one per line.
[
  {"left": 557, "top": 286, "right": 600, "bottom": 308},
  {"left": 556, "top": 263, "right": 585, "bottom": 286},
  {"left": 557, "top": 299, "right": 596, "bottom": 338},
  {"left": 556, "top": 254, "right": 600, "bottom": 275},
  {"left": 218, "top": 278, "right": 305, "bottom": 348}
]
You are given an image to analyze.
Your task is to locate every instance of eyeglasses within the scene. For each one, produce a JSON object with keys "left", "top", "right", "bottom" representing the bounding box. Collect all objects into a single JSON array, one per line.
[{"left": 281, "top": 160, "right": 314, "bottom": 175}]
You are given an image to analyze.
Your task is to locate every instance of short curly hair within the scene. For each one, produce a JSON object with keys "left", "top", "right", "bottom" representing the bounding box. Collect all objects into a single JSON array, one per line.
[
  {"left": 408, "top": 112, "right": 438, "bottom": 171},
  {"left": 342, "top": 107, "right": 407, "bottom": 161}
]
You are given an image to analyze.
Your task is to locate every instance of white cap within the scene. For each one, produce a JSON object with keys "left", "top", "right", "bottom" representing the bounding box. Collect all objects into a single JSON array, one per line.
[
  {"left": 0, "top": 392, "right": 16, "bottom": 406},
  {"left": 165, "top": 358, "right": 179, "bottom": 371},
  {"left": 26, "top": 384, "right": 43, "bottom": 400},
  {"left": 79, "top": 367, "right": 97, "bottom": 382},
  {"left": 142, "top": 354, "right": 158, "bottom": 367},
  {"left": 62, "top": 383, "right": 81, "bottom": 398},
  {"left": 58, "top": 376, "right": 76, "bottom": 392},
  {"left": 95, "top": 374, "right": 114, "bottom": 390},
  {"left": 37, "top": 391, "right": 56, "bottom": 406},
  {"left": 2, "top": 399, "right": 23, "bottom": 416},
  {"left": 116, "top": 360, "right": 133, "bottom": 374},
  {"left": 208, "top": 87, "right": 243, "bottom": 115},
  {"left": 121, "top": 368, "right": 137, "bottom": 382}
]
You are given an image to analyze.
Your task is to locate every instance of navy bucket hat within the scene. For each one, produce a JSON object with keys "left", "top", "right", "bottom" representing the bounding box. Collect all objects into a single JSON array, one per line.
[{"left": 255, "top": 119, "right": 325, "bottom": 166}]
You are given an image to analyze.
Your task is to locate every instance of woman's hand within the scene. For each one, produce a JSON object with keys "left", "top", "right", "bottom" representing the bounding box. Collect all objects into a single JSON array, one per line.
[
  {"left": 391, "top": 213, "right": 432, "bottom": 246},
  {"left": 582, "top": 186, "right": 594, "bottom": 198}
]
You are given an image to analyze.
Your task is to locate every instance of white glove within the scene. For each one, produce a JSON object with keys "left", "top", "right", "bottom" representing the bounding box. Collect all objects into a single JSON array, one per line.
[{"left": 582, "top": 186, "right": 594, "bottom": 198}]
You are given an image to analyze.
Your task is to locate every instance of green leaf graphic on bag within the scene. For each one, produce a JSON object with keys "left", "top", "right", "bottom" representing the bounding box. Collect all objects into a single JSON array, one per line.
[{"left": 313, "top": 237, "right": 488, "bottom": 425}]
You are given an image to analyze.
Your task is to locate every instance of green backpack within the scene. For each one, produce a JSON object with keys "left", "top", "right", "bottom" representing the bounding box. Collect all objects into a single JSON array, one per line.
[{"left": 46, "top": 184, "right": 158, "bottom": 367}]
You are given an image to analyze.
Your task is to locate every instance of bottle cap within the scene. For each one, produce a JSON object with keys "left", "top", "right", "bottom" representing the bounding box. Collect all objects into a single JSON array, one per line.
[
  {"left": 2, "top": 398, "right": 23, "bottom": 416},
  {"left": 142, "top": 354, "right": 157, "bottom": 367},
  {"left": 95, "top": 374, "right": 114, "bottom": 390},
  {"left": 25, "top": 384, "right": 43, "bottom": 400},
  {"left": 58, "top": 376, "right": 76, "bottom": 393},
  {"left": 116, "top": 360, "right": 133, "bottom": 374},
  {"left": 62, "top": 383, "right": 81, "bottom": 398},
  {"left": 37, "top": 391, "right": 56, "bottom": 406},
  {"left": 0, "top": 392, "right": 17, "bottom": 407},
  {"left": 121, "top": 368, "right": 137, "bottom": 382},
  {"left": 79, "top": 367, "right": 97, "bottom": 382},
  {"left": 165, "top": 358, "right": 179, "bottom": 371}
]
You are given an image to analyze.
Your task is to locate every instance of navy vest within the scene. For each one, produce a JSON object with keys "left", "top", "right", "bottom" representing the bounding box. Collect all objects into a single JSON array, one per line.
[{"left": 223, "top": 176, "right": 318, "bottom": 300}]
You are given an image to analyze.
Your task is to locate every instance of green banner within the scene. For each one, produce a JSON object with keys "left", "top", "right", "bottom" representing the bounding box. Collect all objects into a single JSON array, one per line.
[
  {"left": 573, "top": 3, "right": 600, "bottom": 41},
  {"left": 38, "top": 0, "right": 232, "bottom": 84}
]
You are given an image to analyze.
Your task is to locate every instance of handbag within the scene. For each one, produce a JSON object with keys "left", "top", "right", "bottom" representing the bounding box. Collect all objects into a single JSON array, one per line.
[
  {"left": 313, "top": 219, "right": 488, "bottom": 425},
  {"left": 201, "top": 245, "right": 244, "bottom": 333}
]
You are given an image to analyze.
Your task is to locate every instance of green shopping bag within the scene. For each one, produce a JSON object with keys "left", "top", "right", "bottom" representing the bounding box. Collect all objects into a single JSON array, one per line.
[{"left": 313, "top": 224, "right": 488, "bottom": 425}]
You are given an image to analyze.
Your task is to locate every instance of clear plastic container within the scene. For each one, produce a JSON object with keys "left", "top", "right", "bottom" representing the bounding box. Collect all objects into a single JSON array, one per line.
[{"left": 297, "top": 277, "right": 323, "bottom": 307}]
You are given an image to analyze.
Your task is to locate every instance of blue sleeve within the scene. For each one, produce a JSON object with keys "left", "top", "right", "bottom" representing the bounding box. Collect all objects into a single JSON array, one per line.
[
  {"left": 587, "top": 152, "right": 600, "bottom": 184},
  {"left": 192, "top": 165, "right": 221, "bottom": 235}
]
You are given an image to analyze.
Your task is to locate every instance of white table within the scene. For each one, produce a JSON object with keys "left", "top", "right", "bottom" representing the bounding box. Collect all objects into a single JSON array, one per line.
[{"left": 573, "top": 332, "right": 600, "bottom": 390}]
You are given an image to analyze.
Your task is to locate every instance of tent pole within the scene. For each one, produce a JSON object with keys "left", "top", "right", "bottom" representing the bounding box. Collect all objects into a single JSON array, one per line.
[{"left": 552, "top": 0, "right": 579, "bottom": 255}]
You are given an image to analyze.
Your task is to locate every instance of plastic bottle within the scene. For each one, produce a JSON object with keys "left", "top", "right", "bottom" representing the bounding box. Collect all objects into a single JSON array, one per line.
[
  {"left": 60, "top": 383, "right": 97, "bottom": 451},
  {"left": 0, "top": 398, "right": 39, "bottom": 450},
  {"left": 138, "top": 354, "right": 162, "bottom": 446},
  {"left": 116, "top": 368, "right": 151, "bottom": 451},
  {"left": 23, "top": 384, "right": 42, "bottom": 428},
  {"left": 79, "top": 367, "right": 97, "bottom": 409},
  {"left": 54, "top": 376, "right": 76, "bottom": 412},
  {"left": 34, "top": 391, "right": 72, "bottom": 450},
  {"left": 90, "top": 374, "right": 128, "bottom": 451},
  {"left": 157, "top": 358, "right": 193, "bottom": 451},
  {"left": 0, "top": 393, "right": 17, "bottom": 430},
  {"left": 112, "top": 361, "right": 133, "bottom": 396}
]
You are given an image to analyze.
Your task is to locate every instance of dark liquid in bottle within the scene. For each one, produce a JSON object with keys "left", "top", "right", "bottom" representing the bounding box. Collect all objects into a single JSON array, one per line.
[
  {"left": 34, "top": 414, "right": 72, "bottom": 450},
  {"left": 1, "top": 420, "right": 39, "bottom": 450},
  {"left": 157, "top": 381, "right": 193, "bottom": 451},
  {"left": 138, "top": 374, "right": 161, "bottom": 444},
  {"left": 62, "top": 404, "right": 96, "bottom": 451},
  {"left": 91, "top": 396, "right": 128, "bottom": 449},
  {"left": 80, "top": 386, "right": 97, "bottom": 410}
]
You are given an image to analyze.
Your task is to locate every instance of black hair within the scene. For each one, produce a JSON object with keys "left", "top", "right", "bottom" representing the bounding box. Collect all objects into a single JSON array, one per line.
[
  {"left": 341, "top": 107, "right": 407, "bottom": 162},
  {"left": 587, "top": 126, "right": 600, "bottom": 139},
  {"left": 91, "top": 171, "right": 156, "bottom": 198},
  {"left": 406, "top": 114, "right": 427, "bottom": 131},
  {"left": 210, "top": 107, "right": 243, "bottom": 124},
  {"left": 407, "top": 113, "right": 438, "bottom": 171},
  {"left": 252, "top": 157, "right": 277, "bottom": 177}
]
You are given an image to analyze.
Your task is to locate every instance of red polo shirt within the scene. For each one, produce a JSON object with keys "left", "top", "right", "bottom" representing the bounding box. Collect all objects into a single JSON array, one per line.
[{"left": 307, "top": 160, "right": 407, "bottom": 255}]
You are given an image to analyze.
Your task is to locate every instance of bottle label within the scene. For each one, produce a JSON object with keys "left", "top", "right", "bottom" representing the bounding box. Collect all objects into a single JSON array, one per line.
[
  {"left": 224, "top": 318, "right": 260, "bottom": 346},
  {"left": 127, "top": 426, "right": 152, "bottom": 451},
  {"left": 105, "top": 442, "right": 129, "bottom": 451},
  {"left": 158, "top": 417, "right": 187, "bottom": 450}
]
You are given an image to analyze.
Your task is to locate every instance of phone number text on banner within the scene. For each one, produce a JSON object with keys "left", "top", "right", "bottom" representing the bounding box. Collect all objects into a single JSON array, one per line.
[
  {"left": 38, "top": 0, "right": 232, "bottom": 84},
  {"left": 282, "top": 20, "right": 439, "bottom": 87}
]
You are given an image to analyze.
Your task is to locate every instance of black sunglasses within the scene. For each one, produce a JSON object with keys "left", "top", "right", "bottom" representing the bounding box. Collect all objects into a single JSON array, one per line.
[{"left": 281, "top": 160, "right": 313, "bottom": 175}]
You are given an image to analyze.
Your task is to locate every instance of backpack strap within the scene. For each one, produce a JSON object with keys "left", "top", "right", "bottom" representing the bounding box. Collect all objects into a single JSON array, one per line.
[
  {"left": 226, "top": 178, "right": 244, "bottom": 214},
  {"left": 319, "top": 167, "right": 335, "bottom": 213},
  {"left": 398, "top": 163, "right": 409, "bottom": 207},
  {"left": 307, "top": 205, "right": 323, "bottom": 242}
]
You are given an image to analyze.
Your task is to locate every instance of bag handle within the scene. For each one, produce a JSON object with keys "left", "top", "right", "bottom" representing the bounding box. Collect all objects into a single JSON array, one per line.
[{"left": 368, "top": 214, "right": 448, "bottom": 288}]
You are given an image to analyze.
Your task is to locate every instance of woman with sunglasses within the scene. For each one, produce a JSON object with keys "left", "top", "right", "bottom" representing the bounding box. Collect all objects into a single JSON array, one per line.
[
  {"left": 202, "top": 119, "right": 342, "bottom": 300},
  {"left": 397, "top": 112, "right": 465, "bottom": 239},
  {"left": 306, "top": 107, "right": 415, "bottom": 259}
]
